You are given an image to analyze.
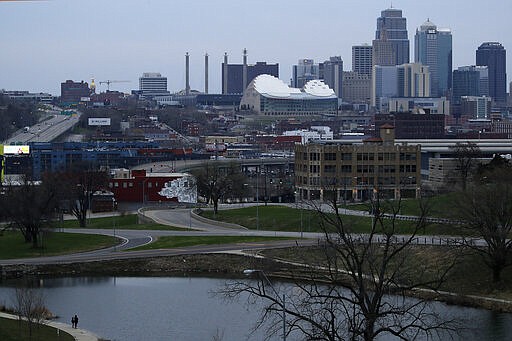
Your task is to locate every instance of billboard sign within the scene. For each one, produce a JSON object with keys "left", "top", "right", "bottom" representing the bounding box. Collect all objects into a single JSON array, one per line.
[
  {"left": 88, "top": 118, "right": 111, "bottom": 126},
  {"left": 3, "top": 145, "right": 30, "bottom": 155}
]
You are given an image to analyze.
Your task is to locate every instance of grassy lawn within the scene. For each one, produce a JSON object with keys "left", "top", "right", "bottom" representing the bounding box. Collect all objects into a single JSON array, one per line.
[
  {"left": 343, "top": 192, "right": 461, "bottom": 219},
  {"left": 262, "top": 245, "right": 512, "bottom": 302},
  {"left": 0, "top": 317, "right": 74, "bottom": 341},
  {"left": 199, "top": 205, "right": 465, "bottom": 236},
  {"left": 130, "top": 235, "right": 292, "bottom": 251},
  {"left": 0, "top": 231, "right": 117, "bottom": 259},
  {"left": 58, "top": 214, "right": 187, "bottom": 231}
]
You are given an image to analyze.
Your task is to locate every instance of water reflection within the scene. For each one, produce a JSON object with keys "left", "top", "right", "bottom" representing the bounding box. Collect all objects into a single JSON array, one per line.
[{"left": 0, "top": 277, "right": 510, "bottom": 341}]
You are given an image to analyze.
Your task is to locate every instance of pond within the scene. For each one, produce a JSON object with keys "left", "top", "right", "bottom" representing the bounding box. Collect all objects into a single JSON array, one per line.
[{"left": 0, "top": 276, "right": 511, "bottom": 341}]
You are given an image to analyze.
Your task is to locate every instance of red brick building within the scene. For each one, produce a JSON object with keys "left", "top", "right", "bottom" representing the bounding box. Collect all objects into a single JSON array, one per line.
[{"left": 109, "top": 169, "right": 196, "bottom": 203}]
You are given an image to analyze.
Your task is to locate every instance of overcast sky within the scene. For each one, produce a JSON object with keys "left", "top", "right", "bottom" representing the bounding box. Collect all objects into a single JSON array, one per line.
[{"left": 0, "top": 0, "right": 510, "bottom": 95}]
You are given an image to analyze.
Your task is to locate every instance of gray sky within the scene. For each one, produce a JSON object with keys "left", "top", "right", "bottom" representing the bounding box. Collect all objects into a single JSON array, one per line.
[{"left": 0, "top": 0, "right": 510, "bottom": 95}]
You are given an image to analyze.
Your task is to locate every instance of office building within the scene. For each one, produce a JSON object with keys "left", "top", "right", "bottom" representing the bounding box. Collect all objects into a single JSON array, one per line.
[
  {"left": 294, "top": 125, "right": 421, "bottom": 201},
  {"left": 372, "top": 8, "right": 410, "bottom": 66},
  {"left": 292, "top": 59, "right": 320, "bottom": 88},
  {"left": 342, "top": 72, "right": 371, "bottom": 103},
  {"left": 371, "top": 65, "right": 399, "bottom": 110},
  {"left": 139, "top": 73, "right": 168, "bottom": 98},
  {"left": 452, "top": 66, "right": 489, "bottom": 105},
  {"left": 222, "top": 58, "right": 279, "bottom": 94},
  {"left": 388, "top": 97, "right": 449, "bottom": 115},
  {"left": 397, "top": 63, "right": 431, "bottom": 98},
  {"left": 352, "top": 44, "right": 373, "bottom": 75},
  {"left": 61, "top": 80, "right": 91, "bottom": 104},
  {"left": 476, "top": 42, "right": 507, "bottom": 104},
  {"left": 240, "top": 74, "right": 338, "bottom": 116},
  {"left": 414, "top": 20, "right": 452, "bottom": 97},
  {"left": 374, "top": 112, "right": 445, "bottom": 139},
  {"left": 322, "top": 56, "right": 344, "bottom": 99},
  {"left": 460, "top": 96, "right": 492, "bottom": 119}
]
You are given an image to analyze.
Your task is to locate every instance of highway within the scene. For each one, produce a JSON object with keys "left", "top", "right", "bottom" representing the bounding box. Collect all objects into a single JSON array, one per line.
[{"left": 3, "top": 110, "right": 81, "bottom": 144}]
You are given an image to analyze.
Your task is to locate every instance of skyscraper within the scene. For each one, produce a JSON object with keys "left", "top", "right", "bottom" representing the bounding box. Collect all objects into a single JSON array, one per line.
[
  {"left": 292, "top": 59, "right": 320, "bottom": 88},
  {"left": 222, "top": 60, "right": 279, "bottom": 94},
  {"left": 452, "top": 66, "right": 489, "bottom": 105},
  {"left": 352, "top": 44, "right": 373, "bottom": 75},
  {"left": 397, "top": 63, "right": 431, "bottom": 98},
  {"left": 414, "top": 20, "right": 452, "bottom": 97},
  {"left": 372, "top": 8, "right": 410, "bottom": 67},
  {"left": 322, "top": 56, "right": 344, "bottom": 99},
  {"left": 476, "top": 42, "right": 507, "bottom": 104}
]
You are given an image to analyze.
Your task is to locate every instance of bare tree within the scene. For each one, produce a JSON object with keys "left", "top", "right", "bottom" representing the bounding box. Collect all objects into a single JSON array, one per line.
[
  {"left": 192, "top": 162, "right": 249, "bottom": 214},
  {"left": 449, "top": 142, "right": 482, "bottom": 191},
  {"left": 12, "top": 287, "right": 48, "bottom": 338},
  {"left": 46, "top": 167, "right": 109, "bottom": 227},
  {"left": 456, "top": 181, "right": 512, "bottom": 283},
  {"left": 220, "top": 195, "right": 459, "bottom": 340},
  {"left": 2, "top": 175, "right": 58, "bottom": 248}
]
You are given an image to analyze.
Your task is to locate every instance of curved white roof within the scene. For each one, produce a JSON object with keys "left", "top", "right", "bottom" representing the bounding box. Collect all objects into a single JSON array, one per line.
[
  {"left": 253, "top": 74, "right": 300, "bottom": 98},
  {"left": 303, "top": 80, "right": 335, "bottom": 97},
  {"left": 251, "top": 74, "right": 335, "bottom": 99}
]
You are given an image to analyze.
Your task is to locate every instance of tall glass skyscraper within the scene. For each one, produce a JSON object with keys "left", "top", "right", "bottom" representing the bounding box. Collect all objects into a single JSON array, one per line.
[
  {"left": 414, "top": 20, "right": 452, "bottom": 97},
  {"left": 476, "top": 42, "right": 507, "bottom": 104},
  {"left": 372, "top": 8, "right": 410, "bottom": 66}
]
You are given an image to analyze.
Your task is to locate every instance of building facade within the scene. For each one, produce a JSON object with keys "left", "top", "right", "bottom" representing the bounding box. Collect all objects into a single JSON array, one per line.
[
  {"left": 292, "top": 59, "right": 320, "bottom": 88},
  {"left": 352, "top": 44, "right": 373, "bottom": 76},
  {"left": 372, "top": 8, "right": 410, "bottom": 67},
  {"left": 322, "top": 56, "right": 344, "bottom": 99},
  {"left": 109, "top": 169, "right": 196, "bottom": 203},
  {"left": 61, "top": 80, "right": 91, "bottom": 104},
  {"left": 294, "top": 125, "right": 420, "bottom": 202},
  {"left": 240, "top": 75, "right": 338, "bottom": 116},
  {"left": 222, "top": 61, "right": 279, "bottom": 94},
  {"left": 374, "top": 112, "right": 445, "bottom": 139},
  {"left": 460, "top": 96, "right": 492, "bottom": 119},
  {"left": 397, "top": 63, "right": 431, "bottom": 98},
  {"left": 476, "top": 42, "right": 507, "bottom": 104},
  {"left": 388, "top": 97, "right": 450, "bottom": 115},
  {"left": 139, "top": 73, "right": 168, "bottom": 98},
  {"left": 452, "top": 66, "right": 489, "bottom": 105},
  {"left": 414, "top": 20, "right": 452, "bottom": 97},
  {"left": 371, "top": 65, "right": 398, "bottom": 110},
  {"left": 342, "top": 71, "right": 371, "bottom": 103}
]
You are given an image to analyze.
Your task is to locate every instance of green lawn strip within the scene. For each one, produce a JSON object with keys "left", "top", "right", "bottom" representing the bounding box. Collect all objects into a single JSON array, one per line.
[
  {"left": 0, "top": 317, "right": 74, "bottom": 341},
  {"left": 129, "top": 235, "right": 292, "bottom": 251},
  {"left": 58, "top": 214, "right": 187, "bottom": 231},
  {"left": 0, "top": 231, "right": 117, "bottom": 259},
  {"left": 199, "top": 206, "right": 464, "bottom": 235},
  {"left": 342, "top": 193, "right": 461, "bottom": 219},
  {"left": 262, "top": 246, "right": 512, "bottom": 302}
]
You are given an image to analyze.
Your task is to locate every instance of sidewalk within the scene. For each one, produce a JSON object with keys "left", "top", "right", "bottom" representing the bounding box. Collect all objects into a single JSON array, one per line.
[{"left": 0, "top": 312, "right": 100, "bottom": 341}]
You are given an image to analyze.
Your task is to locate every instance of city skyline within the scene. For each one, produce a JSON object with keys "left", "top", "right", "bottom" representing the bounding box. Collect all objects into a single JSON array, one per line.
[{"left": 0, "top": 0, "right": 510, "bottom": 96}]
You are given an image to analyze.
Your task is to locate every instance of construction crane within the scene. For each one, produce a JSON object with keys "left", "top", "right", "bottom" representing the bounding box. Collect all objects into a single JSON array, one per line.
[{"left": 99, "top": 80, "right": 130, "bottom": 91}]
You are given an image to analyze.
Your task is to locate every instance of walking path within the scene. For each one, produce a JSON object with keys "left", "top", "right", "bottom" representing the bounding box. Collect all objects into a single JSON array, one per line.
[{"left": 0, "top": 312, "right": 100, "bottom": 341}]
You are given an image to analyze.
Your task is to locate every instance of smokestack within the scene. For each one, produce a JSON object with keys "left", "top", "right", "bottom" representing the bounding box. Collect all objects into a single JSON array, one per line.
[
  {"left": 204, "top": 53, "right": 209, "bottom": 94},
  {"left": 242, "top": 48, "right": 248, "bottom": 91},
  {"left": 185, "top": 52, "right": 190, "bottom": 96},
  {"left": 223, "top": 52, "right": 228, "bottom": 94}
]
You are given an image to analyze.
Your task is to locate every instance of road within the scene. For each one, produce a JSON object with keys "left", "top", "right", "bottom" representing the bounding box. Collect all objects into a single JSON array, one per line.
[
  {"left": 3, "top": 110, "right": 80, "bottom": 144},
  {"left": 0, "top": 208, "right": 319, "bottom": 266},
  {"left": 0, "top": 205, "right": 485, "bottom": 266}
]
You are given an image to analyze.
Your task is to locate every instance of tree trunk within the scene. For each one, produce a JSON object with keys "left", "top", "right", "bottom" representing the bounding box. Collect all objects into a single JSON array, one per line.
[{"left": 492, "top": 265, "right": 502, "bottom": 283}]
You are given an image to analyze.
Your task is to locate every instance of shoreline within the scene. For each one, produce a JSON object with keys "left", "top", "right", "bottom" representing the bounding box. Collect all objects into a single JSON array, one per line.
[{"left": 2, "top": 252, "right": 512, "bottom": 314}]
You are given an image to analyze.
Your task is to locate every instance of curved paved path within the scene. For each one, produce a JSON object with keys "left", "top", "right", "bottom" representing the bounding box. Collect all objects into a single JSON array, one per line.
[{"left": 0, "top": 312, "right": 99, "bottom": 341}]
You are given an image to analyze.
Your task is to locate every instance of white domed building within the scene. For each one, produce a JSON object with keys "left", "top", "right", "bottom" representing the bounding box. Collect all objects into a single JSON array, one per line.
[{"left": 240, "top": 74, "right": 338, "bottom": 116}]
